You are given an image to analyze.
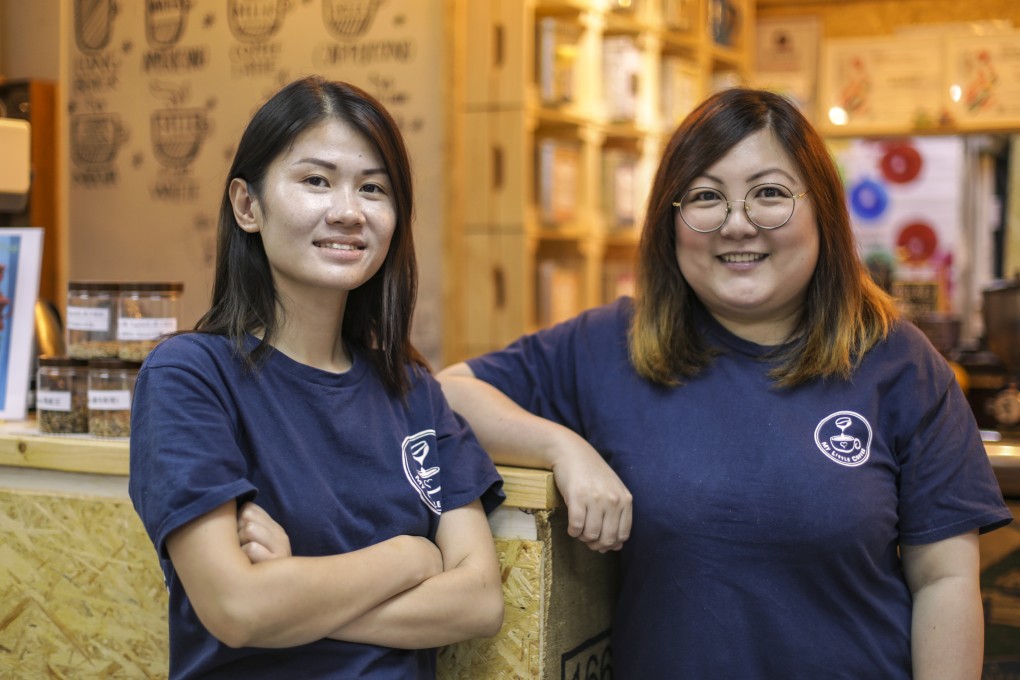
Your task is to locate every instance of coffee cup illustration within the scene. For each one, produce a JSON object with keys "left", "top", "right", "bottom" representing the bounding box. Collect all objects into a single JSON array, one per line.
[
  {"left": 322, "top": 0, "right": 384, "bottom": 41},
  {"left": 829, "top": 434, "right": 862, "bottom": 453},
  {"left": 151, "top": 107, "right": 209, "bottom": 170},
  {"left": 146, "top": 0, "right": 189, "bottom": 50},
  {"left": 410, "top": 439, "right": 440, "bottom": 479},
  {"left": 75, "top": 0, "right": 117, "bottom": 52},
  {"left": 71, "top": 113, "right": 129, "bottom": 167},
  {"left": 228, "top": 0, "right": 286, "bottom": 42},
  {"left": 829, "top": 416, "right": 861, "bottom": 453}
]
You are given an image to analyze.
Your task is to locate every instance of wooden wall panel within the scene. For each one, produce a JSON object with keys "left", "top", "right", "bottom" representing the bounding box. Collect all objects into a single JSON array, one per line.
[{"left": 757, "top": 0, "right": 1020, "bottom": 38}]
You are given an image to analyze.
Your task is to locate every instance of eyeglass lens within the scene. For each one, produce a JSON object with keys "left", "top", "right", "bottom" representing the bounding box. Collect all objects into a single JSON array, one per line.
[{"left": 680, "top": 183, "right": 798, "bottom": 232}]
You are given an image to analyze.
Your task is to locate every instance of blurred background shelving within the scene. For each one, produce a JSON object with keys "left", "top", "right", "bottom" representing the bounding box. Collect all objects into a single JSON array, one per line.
[{"left": 446, "top": 0, "right": 755, "bottom": 362}]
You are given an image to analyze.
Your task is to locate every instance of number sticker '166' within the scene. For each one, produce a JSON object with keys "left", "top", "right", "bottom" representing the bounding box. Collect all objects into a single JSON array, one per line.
[{"left": 561, "top": 631, "right": 612, "bottom": 680}]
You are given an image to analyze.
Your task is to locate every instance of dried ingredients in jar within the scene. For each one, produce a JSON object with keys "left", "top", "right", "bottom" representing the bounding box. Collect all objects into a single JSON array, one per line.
[
  {"left": 87, "top": 359, "right": 141, "bottom": 438},
  {"left": 37, "top": 356, "right": 90, "bottom": 435},
  {"left": 66, "top": 282, "right": 120, "bottom": 359},
  {"left": 68, "top": 340, "right": 121, "bottom": 360},
  {"left": 40, "top": 392, "right": 89, "bottom": 434},
  {"left": 88, "top": 408, "right": 132, "bottom": 438}
]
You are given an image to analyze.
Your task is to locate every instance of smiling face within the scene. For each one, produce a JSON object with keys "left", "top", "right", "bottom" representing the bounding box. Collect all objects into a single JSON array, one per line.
[
  {"left": 674, "top": 129, "right": 819, "bottom": 345},
  {"left": 230, "top": 118, "right": 397, "bottom": 314}
]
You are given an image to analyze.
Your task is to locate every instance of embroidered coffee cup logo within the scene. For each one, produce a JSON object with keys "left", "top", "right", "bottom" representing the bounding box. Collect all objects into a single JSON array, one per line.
[
  {"left": 814, "top": 411, "right": 872, "bottom": 467},
  {"left": 401, "top": 429, "right": 441, "bottom": 514}
]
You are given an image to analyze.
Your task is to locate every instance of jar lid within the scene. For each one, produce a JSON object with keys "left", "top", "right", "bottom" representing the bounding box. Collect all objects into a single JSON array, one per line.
[
  {"left": 119, "top": 282, "right": 184, "bottom": 293},
  {"left": 88, "top": 358, "right": 144, "bottom": 370},
  {"left": 68, "top": 281, "right": 122, "bottom": 292},
  {"left": 38, "top": 355, "right": 88, "bottom": 367}
]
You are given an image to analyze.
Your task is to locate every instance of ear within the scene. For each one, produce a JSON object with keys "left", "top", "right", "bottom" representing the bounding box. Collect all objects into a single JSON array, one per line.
[{"left": 229, "top": 178, "right": 261, "bottom": 233}]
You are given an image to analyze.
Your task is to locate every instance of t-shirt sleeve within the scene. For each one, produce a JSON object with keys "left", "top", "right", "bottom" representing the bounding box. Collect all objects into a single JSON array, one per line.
[
  {"left": 465, "top": 303, "right": 625, "bottom": 434},
  {"left": 893, "top": 331, "right": 1012, "bottom": 544},
  {"left": 426, "top": 373, "right": 505, "bottom": 515},
  {"left": 128, "top": 337, "right": 256, "bottom": 560}
]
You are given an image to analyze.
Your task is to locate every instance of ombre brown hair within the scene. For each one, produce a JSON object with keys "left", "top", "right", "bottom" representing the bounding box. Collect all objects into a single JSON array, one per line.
[
  {"left": 630, "top": 88, "right": 897, "bottom": 388},
  {"left": 195, "top": 75, "right": 426, "bottom": 394}
]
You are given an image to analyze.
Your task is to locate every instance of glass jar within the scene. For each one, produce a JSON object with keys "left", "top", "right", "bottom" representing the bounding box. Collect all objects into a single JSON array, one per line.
[
  {"left": 87, "top": 359, "right": 141, "bottom": 438},
  {"left": 66, "top": 281, "right": 121, "bottom": 359},
  {"left": 117, "top": 282, "right": 183, "bottom": 361},
  {"left": 36, "top": 356, "right": 89, "bottom": 435}
]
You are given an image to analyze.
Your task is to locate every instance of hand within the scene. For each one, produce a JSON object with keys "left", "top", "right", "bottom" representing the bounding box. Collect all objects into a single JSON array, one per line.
[
  {"left": 237, "top": 502, "right": 292, "bottom": 564},
  {"left": 547, "top": 434, "right": 632, "bottom": 553}
]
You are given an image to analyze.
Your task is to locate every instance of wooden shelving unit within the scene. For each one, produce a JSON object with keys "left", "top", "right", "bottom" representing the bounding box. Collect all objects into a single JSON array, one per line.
[{"left": 445, "top": 0, "right": 755, "bottom": 363}]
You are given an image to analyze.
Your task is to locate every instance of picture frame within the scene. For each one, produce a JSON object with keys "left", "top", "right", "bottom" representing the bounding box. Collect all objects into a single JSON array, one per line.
[
  {"left": 946, "top": 32, "right": 1020, "bottom": 131},
  {"left": 818, "top": 35, "right": 945, "bottom": 135},
  {"left": 0, "top": 227, "right": 43, "bottom": 421},
  {"left": 754, "top": 16, "right": 821, "bottom": 123}
]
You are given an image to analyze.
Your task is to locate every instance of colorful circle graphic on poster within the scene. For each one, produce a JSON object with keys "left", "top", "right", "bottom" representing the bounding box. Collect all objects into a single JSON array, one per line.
[
  {"left": 849, "top": 178, "right": 888, "bottom": 220},
  {"left": 880, "top": 143, "right": 922, "bottom": 184},
  {"left": 895, "top": 221, "right": 938, "bottom": 263}
]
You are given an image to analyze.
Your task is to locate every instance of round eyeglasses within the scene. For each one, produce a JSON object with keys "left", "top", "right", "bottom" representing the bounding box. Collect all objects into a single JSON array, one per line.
[{"left": 672, "top": 183, "right": 810, "bottom": 233}]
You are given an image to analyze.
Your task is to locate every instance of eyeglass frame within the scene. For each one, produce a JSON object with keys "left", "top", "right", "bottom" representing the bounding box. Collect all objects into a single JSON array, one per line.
[{"left": 671, "top": 183, "right": 811, "bottom": 233}]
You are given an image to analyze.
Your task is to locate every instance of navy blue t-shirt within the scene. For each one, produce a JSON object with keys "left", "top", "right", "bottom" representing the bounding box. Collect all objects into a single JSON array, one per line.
[
  {"left": 467, "top": 297, "right": 1011, "bottom": 679},
  {"left": 129, "top": 333, "right": 504, "bottom": 680}
]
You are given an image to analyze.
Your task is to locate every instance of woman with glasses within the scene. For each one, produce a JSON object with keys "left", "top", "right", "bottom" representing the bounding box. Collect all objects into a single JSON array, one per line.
[{"left": 438, "top": 88, "right": 1011, "bottom": 678}]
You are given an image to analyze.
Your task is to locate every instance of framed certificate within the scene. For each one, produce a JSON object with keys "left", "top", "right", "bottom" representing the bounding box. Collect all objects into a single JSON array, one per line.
[
  {"left": 755, "top": 16, "right": 821, "bottom": 122},
  {"left": 946, "top": 32, "right": 1020, "bottom": 130},
  {"left": 819, "top": 36, "right": 945, "bottom": 135}
]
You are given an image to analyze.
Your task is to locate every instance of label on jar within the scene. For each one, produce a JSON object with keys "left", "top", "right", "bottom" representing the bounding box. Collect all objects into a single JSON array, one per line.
[
  {"left": 37, "top": 390, "right": 72, "bottom": 412},
  {"left": 88, "top": 389, "right": 132, "bottom": 410},
  {"left": 67, "top": 305, "right": 111, "bottom": 331},
  {"left": 118, "top": 317, "right": 178, "bottom": 340}
]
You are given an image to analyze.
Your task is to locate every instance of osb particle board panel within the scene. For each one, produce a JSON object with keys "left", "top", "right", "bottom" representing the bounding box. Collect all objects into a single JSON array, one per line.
[
  {"left": 0, "top": 491, "right": 569, "bottom": 680},
  {"left": 440, "top": 510, "right": 618, "bottom": 680},
  {"left": 439, "top": 538, "right": 545, "bottom": 679},
  {"left": 1, "top": 489, "right": 606, "bottom": 679},
  {"left": 0, "top": 488, "right": 168, "bottom": 679}
]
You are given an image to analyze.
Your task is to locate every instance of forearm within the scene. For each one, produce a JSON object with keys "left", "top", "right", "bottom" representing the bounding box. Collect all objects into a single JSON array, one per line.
[
  {"left": 169, "top": 505, "right": 440, "bottom": 649},
  {"left": 225, "top": 542, "right": 429, "bottom": 648},
  {"left": 439, "top": 365, "right": 633, "bottom": 552},
  {"left": 910, "top": 575, "right": 984, "bottom": 680},
  {"left": 327, "top": 550, "right": 504, "bottom": 648},
  {"left": 328, "top": 502, "right": 504, "bottom": 648},
  {"left": 438, "top": 367, "right": 577, "bottom": 469}
]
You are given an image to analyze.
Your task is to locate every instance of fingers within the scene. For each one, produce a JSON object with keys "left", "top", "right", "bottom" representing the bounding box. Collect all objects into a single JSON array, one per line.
[
  {"left": 236, "top": 501, "right": 291, "bottom": 561},
  {"left": 241, "top": 540, "right": 273, "bottom": 564},
  {"left": 237, "top": 501, "right": 273, "bottom": 527},
  {"left": 565, "top": 488, "right": 633, "bottom": 553},
  {"left": 549, "top": 440, "right": 634, "bottom": 552}
]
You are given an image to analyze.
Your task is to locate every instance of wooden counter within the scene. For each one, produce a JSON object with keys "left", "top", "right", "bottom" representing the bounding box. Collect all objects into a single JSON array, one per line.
[
  {"left": 0, "top": 421, "right": 560, "bottom": 509},
  {"left": 0, "top": 421, "right": 615, "bottom": 680}
]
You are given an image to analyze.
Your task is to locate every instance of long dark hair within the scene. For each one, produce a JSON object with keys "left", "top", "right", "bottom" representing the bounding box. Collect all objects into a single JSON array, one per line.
[
  {"left": 195, "top": 75, "right": 426, "bottom": 393},
  {"left": 630, "top": 88, "right": 897, "bottom": 387}
]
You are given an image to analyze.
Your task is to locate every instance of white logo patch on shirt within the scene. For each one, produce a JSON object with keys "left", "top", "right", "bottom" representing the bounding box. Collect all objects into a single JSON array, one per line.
[
  {"left": 813, "top": 411, "right": 872, "bottom": 467},
  {"left": 401, "top": 429, "right": 442, "bottom": 514}
]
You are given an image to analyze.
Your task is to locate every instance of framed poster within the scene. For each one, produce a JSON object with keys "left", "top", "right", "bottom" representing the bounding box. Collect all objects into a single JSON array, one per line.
[
  {"left": 819, "top": 36, "right": 945, "bottom": 134},
  {"left": 754, "top": 16, "right": 821, "bottom": 122},
  {"left": 947, "top": 32, "right": 1020, "bottom": 130},
  {"left": 0, "top": 227, "right": 43, "bottom": 420}
]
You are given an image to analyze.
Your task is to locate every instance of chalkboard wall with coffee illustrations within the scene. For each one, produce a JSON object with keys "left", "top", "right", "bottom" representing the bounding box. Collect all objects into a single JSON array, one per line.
[{"left": 66, "top": 0, "right": 447, "bottom": 362}]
